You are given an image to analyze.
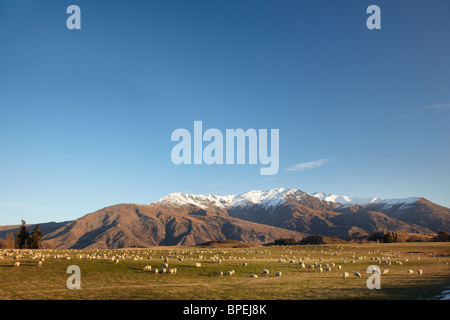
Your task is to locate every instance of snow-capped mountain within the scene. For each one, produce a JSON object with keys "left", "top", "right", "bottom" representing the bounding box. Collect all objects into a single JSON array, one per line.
[
  {"left": 2, "top": 187, "right": 447, "bottom": 249},
  {"left": 153, "top": 187, "right": 449, "bottom": 240}
]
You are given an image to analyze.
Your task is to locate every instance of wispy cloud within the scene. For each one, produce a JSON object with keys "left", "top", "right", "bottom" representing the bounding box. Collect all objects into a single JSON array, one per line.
[
  {"left": 209, "top": 182, "right": 225, "bottom": 187},
  {"left": 285, "top": 158, "right": 333, "bottom": 172},
  {"left": 425, "top": 103, "right": 450, "bottom": 110},
  {"left": 0, "top": 202, "right": 51, "bottom": 210}
]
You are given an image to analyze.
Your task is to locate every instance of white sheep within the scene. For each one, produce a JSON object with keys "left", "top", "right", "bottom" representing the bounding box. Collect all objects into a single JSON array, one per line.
[
  {"left": 354, "top": 272, "right": 361, "bottom": 278},
  {"left": 143, "top": 265, "right": 152, "bottom": 271},
  {"left": 218, "top": 271, "right": 223, "bottom": 276},
  {"left": 195, "top": 262, "right": 201, "bottom": 268},
  {"left": 342, "top": 272, "right": 349, "bottom": 278},
  {"left": 250, "top": 274, "right": 258, "bottom": 278},
  {"left": 162, "top": 263, "right": 169, "bottom": 268},
  {"left": 382, "top": 268, "right": 389, "bottom": 274},
  {"left": 275, "top": 271, "right": 282, "bottom": 277},
  {"left": 417, "top": 269, "right": 423, "bottom": 275},
  {"left": 37, "top": 261, "right": 43, "bottom": 267},
  {"left": 318, "top": 267, "right": 323, "bottom": 273},
  {"left": 262, "top": 269, "right": 269, "bottom": 274},
  {"left": 242, "top": 262, "right": 248, "bottom": 266},
  {"left": 151, "top": 269, "right": 159, "bottom": 274},
  {"left": 407, "top": 269, "right": 414, "bottom": 274},
  {"left": 14, "top": 262, "right": 20, "bottom": 267},
  {"left": 227, "top": 270, "right": 235, "bottom": 276}
]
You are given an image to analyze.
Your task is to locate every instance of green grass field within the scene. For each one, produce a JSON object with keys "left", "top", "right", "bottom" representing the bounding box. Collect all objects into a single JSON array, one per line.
[{"left": 1, "top": 242, "right": 449, "bottom": 300}]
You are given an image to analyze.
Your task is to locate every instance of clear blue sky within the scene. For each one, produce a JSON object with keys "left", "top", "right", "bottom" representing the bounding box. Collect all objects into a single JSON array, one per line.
[{"left": 0, "top": 0, "right": 449, "bottom": 225}]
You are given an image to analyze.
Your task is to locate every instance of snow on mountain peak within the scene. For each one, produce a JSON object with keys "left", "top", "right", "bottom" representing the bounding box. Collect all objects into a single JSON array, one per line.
[
  {"left": 156, "top": 188, "right": 419, "bottom": 210},
  {"left": 310, "top": 191, "right": 419, "bottom": 207},
  {"left": 156, "top": 188, "right": 305, "bottom": 209}
]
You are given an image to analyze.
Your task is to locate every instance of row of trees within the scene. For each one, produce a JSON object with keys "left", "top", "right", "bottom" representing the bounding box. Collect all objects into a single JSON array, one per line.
[
  {"left": 270, "top": 230, "right": 450, "bottom": 246},
  {"left": 0, "top": 220, "right": 44, "bottom": 249}
]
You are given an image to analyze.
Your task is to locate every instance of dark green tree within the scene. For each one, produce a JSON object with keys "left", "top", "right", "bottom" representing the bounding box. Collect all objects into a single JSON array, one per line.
[
  {"left": 274, "top": 238, "right": 297, "bottom": 246},
  {"left": 15, "top": 220, "right": 30, "bottom": 249},
  {"left": 433, "top": 231, "right": 450, "bottom": 242},
  {"left": 29, "top": 224, "right": 43, "bottom": 249},
  {"left": 383, "top": 231, "right": 395, "bottom": 243}
]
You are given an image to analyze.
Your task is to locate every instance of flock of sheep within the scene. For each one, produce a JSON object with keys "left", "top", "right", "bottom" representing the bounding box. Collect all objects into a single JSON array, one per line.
[{"left": 1, "top": 245, "right": 448, "bottom": 282}]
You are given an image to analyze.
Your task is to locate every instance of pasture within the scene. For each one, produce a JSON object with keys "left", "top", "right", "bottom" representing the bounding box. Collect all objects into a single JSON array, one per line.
[{"left": 0, "top": 242, "right": 449, "bottom": 300}]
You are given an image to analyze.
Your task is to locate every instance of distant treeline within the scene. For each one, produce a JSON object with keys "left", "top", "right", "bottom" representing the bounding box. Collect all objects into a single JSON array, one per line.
[{"left": 268, "top": 230, "right": 450, "bottom": 246}]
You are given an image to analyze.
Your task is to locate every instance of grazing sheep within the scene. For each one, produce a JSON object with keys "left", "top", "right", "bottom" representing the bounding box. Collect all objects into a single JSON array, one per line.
[
  {"left": 250, "top": 274, "right": 258, "bottom": 278},
  {"left": 143, "top": 266, "right": 152, "bottom": 271},
  {"left": 262, "top": 269, "right": 269, "bottom": 274},
  {"left": 318, "top": 267, "right": 323, "bottom": 273},
  {"left": 151, "top": 269, "right": 159, "bottom": 274},
  {"left": 218, "top": 272, "right": 223, "bottom": 277},
  {"left": 325, "top": 267, "right": 331, "bottom": 272},
  {"left": 242, "top": 262, "right": 248, "bottom": 266},
  {"left": 342, "top": 272, "right": 349, "bottom": 279},
  {"left": 382, "top": 268, "right": 389, "bottom": 274},
  {"left": 337, "top": 265, "right": 342, "bottom": 270},
  {"left": 354, "top": 272, "right": 361, "bottom": 278},
  {"left": 162, "top": 263, "right": 169, "bottom": 268},
  {"left": 195, "top": 262, "right": 201, "bottom": 268},
  {"left": 113, "top": 259, "right": 119, "bottom": 264},
  {"left": 275, "top": 272, "right": 282, "bottom": 277},
  {"left": 417, "top": 269, "right": 423, "bottom": 275},
  {"left": 14, "top": 262, "right": 20, "bottom": 267},
  {"left": 159, "top": 268, "right": 167, "bottom": 274},
  {"left": 227, "top": 270, "right": 235, "bottom": 276},
  {"left": 37, "top": 261, "right": 43, "bottom": 267},
  {"left": 407, "top": 269, "right": 414, "bottom": 274}
]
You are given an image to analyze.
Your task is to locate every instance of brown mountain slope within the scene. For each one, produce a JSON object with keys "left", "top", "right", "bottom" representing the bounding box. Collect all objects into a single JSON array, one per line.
[
  {"left": 335, "top": 197, "right": 450, "bottom": 233},
  {"left": 44, "top": 203, "right": 308, "bottom": 249},
  {"left": 228, "top": 195, "right": 438, "bottom": 237}
]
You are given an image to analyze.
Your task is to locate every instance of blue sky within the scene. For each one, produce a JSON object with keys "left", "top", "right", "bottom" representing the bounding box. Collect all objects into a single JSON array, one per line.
[{"left": 0, "top": 0, "right": 449, "bottom": 225}]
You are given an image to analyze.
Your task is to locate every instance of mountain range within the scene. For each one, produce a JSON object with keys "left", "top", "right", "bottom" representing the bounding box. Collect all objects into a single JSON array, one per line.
[{"left": 0, "top": 188, "right": 449, "bottom": 249}]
